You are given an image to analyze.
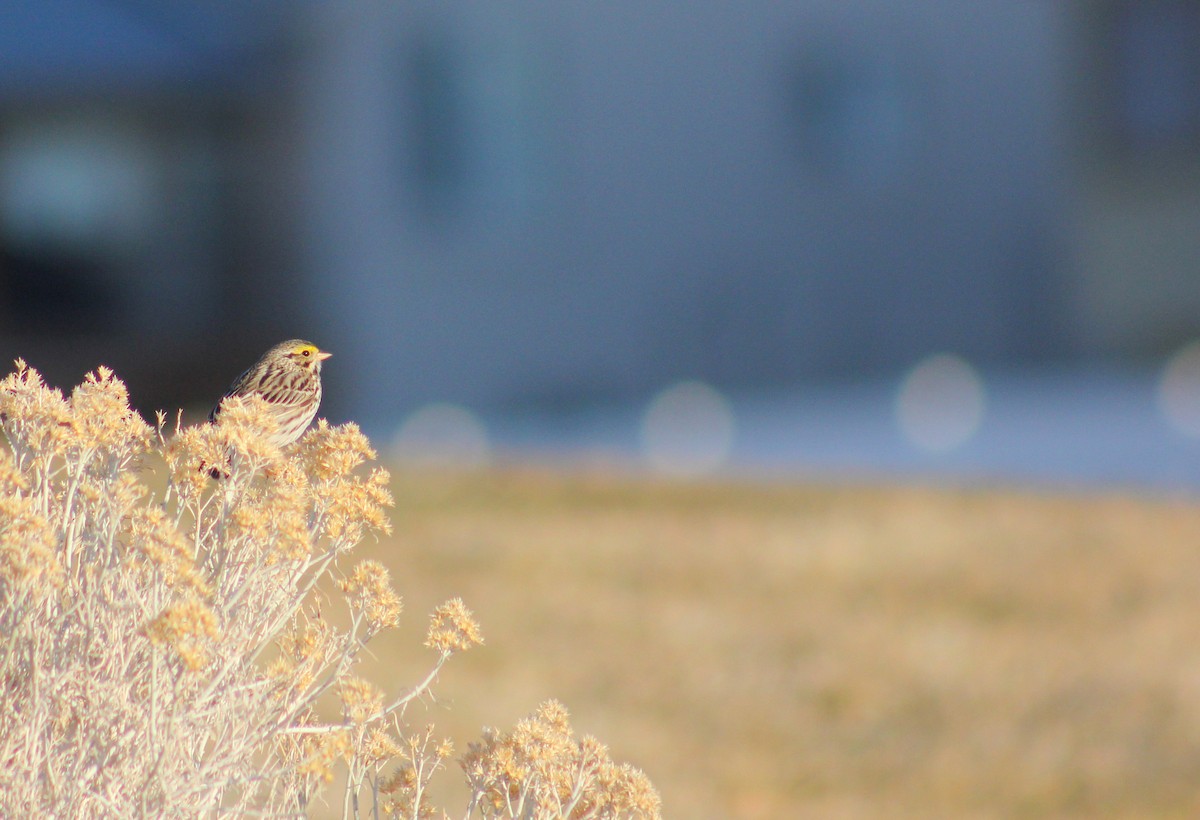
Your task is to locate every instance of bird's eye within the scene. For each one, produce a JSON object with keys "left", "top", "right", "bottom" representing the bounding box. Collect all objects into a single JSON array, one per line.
[{"left": 302, "top": 349, "right": 311, "bottom": 357}]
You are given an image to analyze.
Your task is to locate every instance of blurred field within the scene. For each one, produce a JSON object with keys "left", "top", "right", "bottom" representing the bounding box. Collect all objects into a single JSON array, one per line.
[{"left": 346, "top": 466, "right": 1200, "bottom": 818}]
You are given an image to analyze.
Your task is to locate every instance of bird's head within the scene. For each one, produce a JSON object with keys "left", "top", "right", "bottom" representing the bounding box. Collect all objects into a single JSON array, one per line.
[{"left": 277, "top": 340, "right": 332, "bottom": 372}]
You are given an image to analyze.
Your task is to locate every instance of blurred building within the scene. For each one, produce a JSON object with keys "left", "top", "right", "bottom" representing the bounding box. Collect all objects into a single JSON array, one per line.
[
  {"left": 0, "top": 1, "right": 1198, "bottom": 428},
  {"left": 0, "top": 1, "right": 299, "bottom": 412},
  {"left": 298, "top": 2, "right": 1073, "bottom": 429},
  {"left": 1066, "top": 1, "right": 1200, "bottom": 356}
]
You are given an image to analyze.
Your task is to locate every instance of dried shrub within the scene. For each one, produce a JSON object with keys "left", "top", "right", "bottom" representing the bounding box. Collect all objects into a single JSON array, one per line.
[{"left": 0, "top": 360, "right": 659, "bottom": 818}]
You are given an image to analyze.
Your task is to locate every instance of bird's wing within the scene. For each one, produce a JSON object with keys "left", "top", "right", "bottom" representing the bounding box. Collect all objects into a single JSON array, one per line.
[{"left": 210, "top": 366, "right": 311, "bottom": 421}]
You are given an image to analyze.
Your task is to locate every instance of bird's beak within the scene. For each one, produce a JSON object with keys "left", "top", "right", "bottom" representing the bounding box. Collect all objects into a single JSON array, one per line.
[{"left": 318, "top": 350, "right": 332, "bottom": 361}]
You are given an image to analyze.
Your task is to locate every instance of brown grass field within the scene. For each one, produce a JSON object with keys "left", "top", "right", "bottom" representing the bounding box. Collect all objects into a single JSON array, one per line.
[{"left": 336, "top": 466, "right": 1200, "bottom": 818}]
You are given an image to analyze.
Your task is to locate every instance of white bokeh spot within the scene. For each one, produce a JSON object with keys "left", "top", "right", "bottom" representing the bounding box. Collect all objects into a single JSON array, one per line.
[
  {"left": 391, "top": 403, "right": 491, "bottom": 467},
  {"left": 895, "top": 354, "right": 986, "bottom": 452},
  {"left": 1158, "top": 341, "right": 1200, "bottom": 438},
  {"left": 640, "top": 380, "right": 736, "bottom": 476}
]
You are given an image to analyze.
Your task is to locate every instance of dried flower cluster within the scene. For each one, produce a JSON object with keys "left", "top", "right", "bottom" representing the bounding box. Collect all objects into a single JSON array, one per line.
[
  {"left": 0, "top": 360, "right": 659, "bottom": 818},
  {"left": 461, "top": 701, "right": 662, "bottom": 819}
]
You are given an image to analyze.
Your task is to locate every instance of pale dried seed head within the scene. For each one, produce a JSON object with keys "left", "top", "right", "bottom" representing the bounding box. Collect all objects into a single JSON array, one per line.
[
  {"left": 68, "top": 367, "right": 153, "bottom": 454},
  {"left": 209, "top": 395, "right": 285, "bottom": 469},
  {"left": 458, "top": 700, "right": 662, "bottom": 820},
  {"left": 295, "top": 420, "right": 377, "bottom": 481},
  {"left": 145, "top": 596, "right": 220, "bottom": 671},
  {"left": 0, "top": 449, "right": 27, "bottom": 492},
  {"left": 0, "top": 496, "right": 62, "bottom": 590},
  {"left": 338, "top": 676, "right": 384, "bottom": 726},
  {"left": 425, "top": 598, "right": 484, "bottom": 655},
  {"left": 338, "top": 560, "right": 403, "bottom": 631}
]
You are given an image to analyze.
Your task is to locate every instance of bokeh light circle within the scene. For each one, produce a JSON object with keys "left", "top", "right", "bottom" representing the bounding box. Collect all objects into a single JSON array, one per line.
[
  {"left": 1158, "top": 341, "right": 1200, "bottom": 438},
  {"left": 391, "top": 403, "right": 491, "bottom": 466},
  {"left": 895, "top": 354, "right": 986, "bottom": 452},
  {"left": 640, "top": 380, "right": 736, "bottom": 476}
]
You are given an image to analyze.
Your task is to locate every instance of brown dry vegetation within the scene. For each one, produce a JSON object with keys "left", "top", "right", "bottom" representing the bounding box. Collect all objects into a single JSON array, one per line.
[
  {"left": 2, "top": 364, "right": 658, "bottom": 818},
  {"left": 355, "top": 467, "right": 1200, "bottom": 819}
]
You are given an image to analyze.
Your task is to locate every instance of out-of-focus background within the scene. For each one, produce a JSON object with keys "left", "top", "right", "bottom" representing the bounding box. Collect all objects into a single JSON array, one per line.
[
  {"left": 4, "top": 1, "right": 1200, "bottom": 488},
  {"left": 9, "top": 4, "right": 1200, "bottom": 818}
]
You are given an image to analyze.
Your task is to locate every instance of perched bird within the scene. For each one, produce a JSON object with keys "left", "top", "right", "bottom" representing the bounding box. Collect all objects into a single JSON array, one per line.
[{"left": 210, "top": 339, "right": 331, "bottom": 449}]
